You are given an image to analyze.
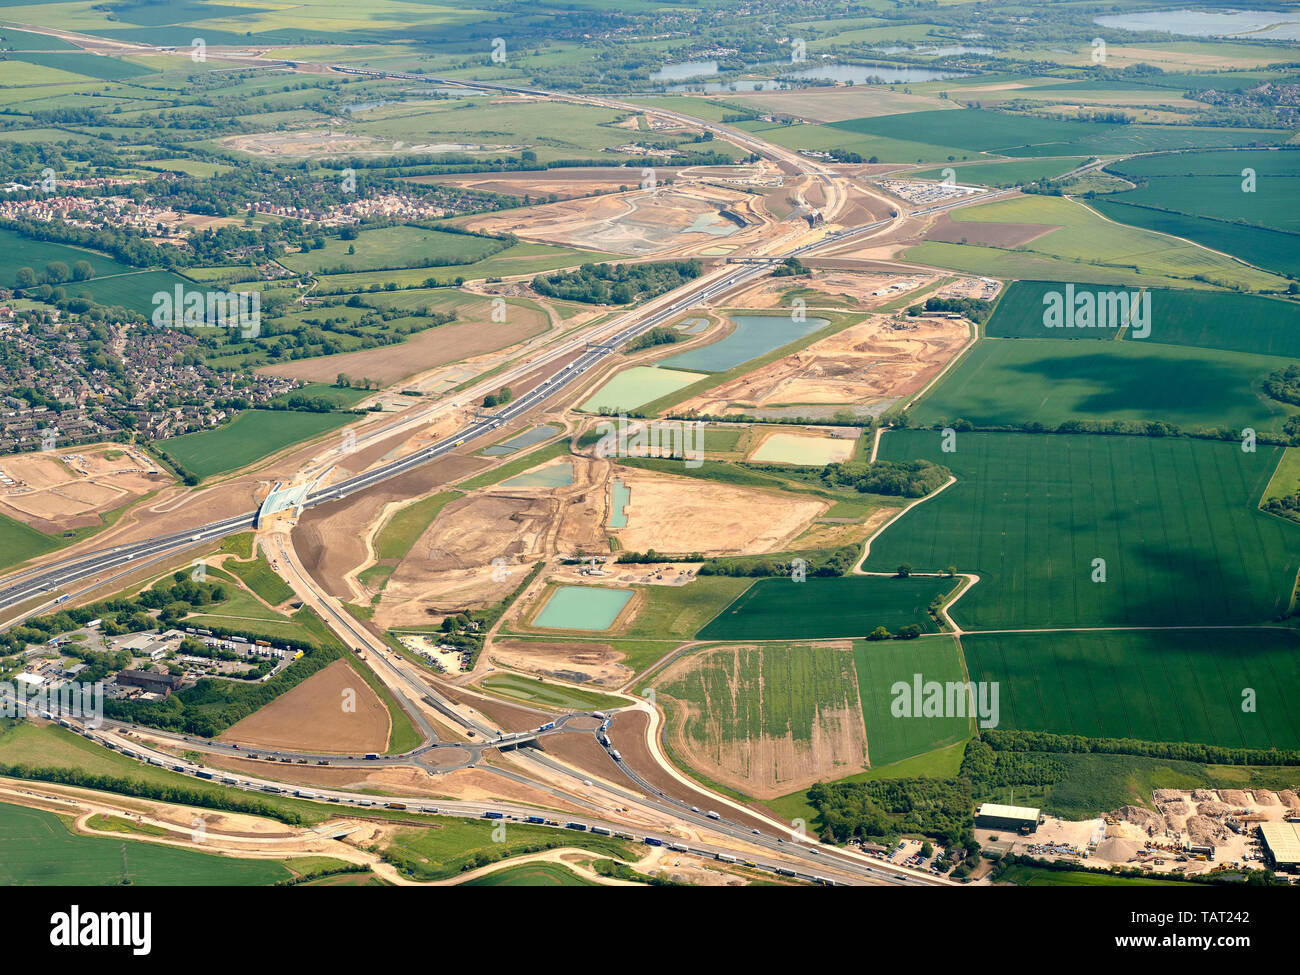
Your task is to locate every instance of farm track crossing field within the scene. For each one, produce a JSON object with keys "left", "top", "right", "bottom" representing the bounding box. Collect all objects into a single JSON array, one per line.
[
  {"left": 0, "top": 802, "right": 291, "bottom": 886},
  {"left": 984, "top": 281, "right": 1300, "bottom": 358},
  {"left": 696, "top": 575, "right": 955, "bottom": 641},
  {"left": 1090, "top": 199, "right": 1300, "bottom": 278},
  {"left": 160, "top": 410, "right": 352, "bottom": 480},
  {"left": 910, "top": 337, "right": 1297, "bottom": 433},
  {"left": 1094, "top": 149, "right": 1300, "bottom": 276},
  {"left": 963, "top": 629, "right": 1300, "bottom": 750},
  {"left": 865, "top": 430, "right": 1300, "bottom": 630},
  {"left": 928, "top": 195, "right": 1288, "bottom": 291}
]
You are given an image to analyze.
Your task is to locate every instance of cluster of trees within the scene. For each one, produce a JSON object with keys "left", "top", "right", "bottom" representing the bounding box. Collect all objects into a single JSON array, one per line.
[
  {"left": 807, "top": 777, "right": 980, "bottom": 859},
  {"left": 770, "top": 257, "right": 809, "bottom": 277},
  {"left": 960, "top": 739, "right": 1069, "bottom": 790},
  {"left": 1265, "top": 364, "right": 1300, "bottom": 406},
  {"left": 693, "top": 544, "right": 860, "bottom": 577},
  {"left": 13, "top": 260, "right": 94, "bottom": 288},
  {"left": 866, "top": 623, "right": 923, "bottom": 640},
  {"left": 482, "top": 386, "right": 513, "bottom": 408},
  {"left": 625, "top": 325, "right": 683, "bottom": 352},
  {"left": 531, "top": 259, "right": 702, "bottom": 305},
  {"left": 814, "top": 458, "right": 951, "bottom": 498},
  {"left": 823, "top": 149, "right": 880, "bottom": 164},
  {"left": 907, "top": 295, "right": 994, "bottom": 323}
]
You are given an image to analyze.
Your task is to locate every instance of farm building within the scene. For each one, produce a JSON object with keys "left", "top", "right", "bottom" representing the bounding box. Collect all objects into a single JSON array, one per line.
[
  {"left": 975, "top": 802, "right": 1041, "bottom": 834},
  {"left": 1258, "top": 822, "right": 1300, "bottom": 872}
]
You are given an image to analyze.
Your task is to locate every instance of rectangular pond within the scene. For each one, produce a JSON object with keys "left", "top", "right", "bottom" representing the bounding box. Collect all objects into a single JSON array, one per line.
[
  {"left": 609, "top": 478, "right": 631, "bottom": 527},
  {"left": 500, "top": 460, "right": 574, "bottom": 489},
  {"left": 481, "top": 424, "right": 563, "bottom": 456},
  {"left": 533, "top": 585, "right": 634, "bottom": 630},
  {"left": 657, "top": 314, "right": 830, "bottom": 373},
  {"left": 580, "top": 365, "right": 705, "bottom": 413}
]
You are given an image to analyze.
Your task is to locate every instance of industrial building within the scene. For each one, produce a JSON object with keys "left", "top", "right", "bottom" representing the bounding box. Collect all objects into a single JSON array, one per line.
[
  {"left": 115, "top": 669, "right": 183, "bottom": 697},
  {"left": 1258, "top": 822, "right": 1300, "bottom": 872},
  {"left": 975, "top": 802, "right": 1041, "bottom": 834}
]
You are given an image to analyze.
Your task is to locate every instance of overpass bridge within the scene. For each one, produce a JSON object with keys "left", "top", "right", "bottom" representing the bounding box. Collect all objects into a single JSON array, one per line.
[{"left": 255, "top": 467, "right": 334, "bottom": 527}]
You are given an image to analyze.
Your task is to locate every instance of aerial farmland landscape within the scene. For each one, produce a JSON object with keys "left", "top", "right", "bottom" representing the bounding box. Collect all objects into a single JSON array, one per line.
[{"left": 0, "top": 0, "right": 1297, "bottom": 947}]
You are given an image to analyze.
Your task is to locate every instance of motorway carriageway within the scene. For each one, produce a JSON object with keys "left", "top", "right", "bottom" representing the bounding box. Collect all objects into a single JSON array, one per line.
[
  {"left": 19, "top": 702, "right": 933, "bottom": 887},
  {"left": 0, "top": 215, "right": 888, "bottom": 619}
]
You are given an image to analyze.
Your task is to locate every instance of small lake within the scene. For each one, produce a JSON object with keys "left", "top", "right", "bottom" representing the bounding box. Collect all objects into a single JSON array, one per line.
[
  {"left": 657, "top": 314, "right": 830, "bottom": 373},
  {"left": 784, "top": 61, "right": 968, "bottom": 83},
  {"left": 665, "top": 59, "right": 965, "bottom": 91},
  {"left": 650, "top": 60, "right": 719, "bottom": 82},
  {"left": 1095, "top": 9, "right": 1300, "bottom": 40}
]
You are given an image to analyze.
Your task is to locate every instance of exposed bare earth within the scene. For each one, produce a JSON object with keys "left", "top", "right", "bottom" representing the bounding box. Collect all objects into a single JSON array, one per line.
[
  {"left": 415, "top": 167, "right": 687, "bottom": 200},
  {"left": 258, "top": 303, "right": 550, "bottom": 386},
  {"left": 467, "top": 184, "right": 766, "bottom": 257},
  {"left": 922, "top": 211, "right": 1059, "bottom": 248},
  {"left": 676, "top": 313, "right": 968, "bottom": 416},
  {"left": 611, "top": 465, "right": 827, "bottom": 556},
  {"left": 0, "top": 444, "right": 170, "bottom": 533},
  {"left": 294, "top": 453, "right": 489, "bottom": 600},
  {"left": 374, "top": 455, "right": 608, "bottom": 623},
  {"left": 487, "top": 639, "right": 634, "bottom": 688},
  {"left": 219, "top": 658, "right": 391, "bottom": 753}
]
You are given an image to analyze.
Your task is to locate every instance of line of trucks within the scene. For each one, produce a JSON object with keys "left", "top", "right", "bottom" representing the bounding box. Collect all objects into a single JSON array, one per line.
[{"left": 67, "top": 723, "right": 841, "bottom": 885}]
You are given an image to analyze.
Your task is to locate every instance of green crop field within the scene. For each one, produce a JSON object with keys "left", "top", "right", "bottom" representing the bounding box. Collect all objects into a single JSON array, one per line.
[
  {"left": 865, "top": 430, "right": 1300, "bottom": 630},
  {"left": 852, "top": 636, "right": 971, "bottom": 768},
  {"left": 910, "top": 336, "right": 1297, "bottom": 433},
  {"left": 655, "top": 640, "right": 863, "bottom": 746},
  {"left": 160, "top": 409, "right": 352, "bottom": 480},
  {"left": 829, "top": 109, "right": 1286, "bottom": 158},
  {"left": 907, "top": 195, "right": 1289, "bottom": 291},
  {"left": 1091, "top": 200, "right": 1300, "bottom": 279},
  {"left": 222, "top": 554, "right": 296, "bottom": 605},
  {"left": 382, "top": 818, "right": 627, "bottom": 882},
  {"left": 1092, "top": 149, "right": 1300, "bottom": 276},
  {"left": 0, "top": 803, "right": 291, "bottom": 886},
  {"left": 695, "top": 575, "right": 955, "bottom": 641},
  {"left": 0, "top": 228, "right": 133, "bottom": 285},
  {"left": 984, "top": 282, "right": 1300, "bottom": 358},
  {"left": 963, "top": 629, "right": 1300, "bottom": 750},
  {"left": 0, "top": 513, "right": 62, "bottom": 572},
  {"left": 5, "top": 52, "right": 155, "bottom": 81},
  {"left": 313, "top": 242, "right": 619, "bottom": 291},
  {"left": 373, "top": 491, "right": 460, "bottom": 560},
  {"left": 477, "top": 673, "right": 626, "bottom": 711},
  {"left": 278, "top": 226, "right": 505, "bottom": 275}
]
